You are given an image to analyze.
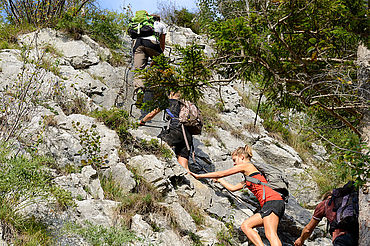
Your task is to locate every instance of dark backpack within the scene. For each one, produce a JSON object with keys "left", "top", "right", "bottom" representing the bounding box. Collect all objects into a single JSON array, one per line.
[
  {"left": 127, "top": 10, "right": 155, "bottom": 39},
  {"left": 327, "top": 181, "right": 359, "bottom": 234},
  {"left": 243, "top": 162, "right": 289, "bottom": 202}
]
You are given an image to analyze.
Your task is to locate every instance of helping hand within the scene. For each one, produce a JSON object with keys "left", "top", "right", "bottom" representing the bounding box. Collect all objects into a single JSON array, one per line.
[
  {"left": 189, "top": 172, "right": 200, "bottom": 179},
  {"left": 294, "top": 238, "right": 303, "bottom": 246}
]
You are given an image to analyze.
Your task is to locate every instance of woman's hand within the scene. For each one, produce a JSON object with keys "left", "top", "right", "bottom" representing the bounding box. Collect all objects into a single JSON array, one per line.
[{"left": 189, "top": 172, "right": 200, "bottom": 179}]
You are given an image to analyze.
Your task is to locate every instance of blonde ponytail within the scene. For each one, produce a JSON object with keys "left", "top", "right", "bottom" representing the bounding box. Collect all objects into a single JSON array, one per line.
[{"left": 232, "top": 144, "right": 253, "bottom": 159}]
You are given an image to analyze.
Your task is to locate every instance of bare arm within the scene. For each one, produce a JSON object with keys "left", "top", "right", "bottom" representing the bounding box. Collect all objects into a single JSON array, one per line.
[
  {"left": 216, "top": 178, "right": 245, "bottom": 192},
  {"left": 190, "top": 165, "right": 245, "bottom": 179},
  {"left": 140, "top": 108, "right": 161, "bottom": 124},
  {"left": 294, "top": 218, "right": 319, "bottom": 246}
]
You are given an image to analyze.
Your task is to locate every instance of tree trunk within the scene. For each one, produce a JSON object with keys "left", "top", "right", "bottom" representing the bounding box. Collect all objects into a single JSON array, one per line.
[{"left": 357, "top": 44, "right": 370, "bottom": 246}]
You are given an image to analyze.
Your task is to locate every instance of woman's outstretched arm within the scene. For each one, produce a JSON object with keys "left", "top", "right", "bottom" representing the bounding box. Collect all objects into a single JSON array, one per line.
[
  {"left": 215, "top": 178, "right": 245, "bottom": 192},
  {"left": 190, "top": 165, "right": 245, "bottom": 179}
]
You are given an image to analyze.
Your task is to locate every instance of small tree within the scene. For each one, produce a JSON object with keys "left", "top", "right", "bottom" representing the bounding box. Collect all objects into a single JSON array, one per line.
[
  {"left": 0, "top": 0, "right": 96, "bottom": 26},
  {"left": 198, "top": 0, "right": 369, "bottom": 186},
  {"left": 136, "top": 44, "right": 211, "bottom": 111}
]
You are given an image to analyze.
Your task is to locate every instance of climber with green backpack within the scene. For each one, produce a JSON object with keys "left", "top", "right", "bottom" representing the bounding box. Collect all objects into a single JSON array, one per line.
[
  {"left": 190, "top": 144, "right": 287, "bottom": 246},
  {"left": 127, "top": 11, "right": 167, "bottom": 119}
]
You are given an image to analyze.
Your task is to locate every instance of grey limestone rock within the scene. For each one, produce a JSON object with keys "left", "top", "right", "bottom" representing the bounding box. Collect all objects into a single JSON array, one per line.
[{"left": 75, "top": 199, "right": 119, "bottom": 227}]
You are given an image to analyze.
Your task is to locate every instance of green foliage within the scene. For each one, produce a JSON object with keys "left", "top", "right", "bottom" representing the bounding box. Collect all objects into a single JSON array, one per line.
[
  {"left": 72, "top": 121, "right": 107, "bottom": 169},
  {"left": 187, "top": 231, "right": 203, "bottom": 245},
  {"left": 43, "top": 43, "right": 63, "bottom": 57},
  {"left": 259, "top": 103, "right": 291, "bottom": 141},
  {"left": 0, "top": 142, "right": 74, "bottom": 245},
  {"left": 0, "top": 143, "right": 73, "bottom": 211},
  {"left": 112, "top": 166, "right": 170, "bottom": 227},
  {"left": 173, "top": 8, "right": 200, "bottom": 34},
  {"left": 109, "top": 50, "right": 129, "bottom": 67},
  {"left": 55, "top": 9, "right": 87, "bottom": 38},
  {"left": 215, "top": 214, "right": 237, "bottom": 246},
  {"left": 90, "top": 108, "right": 135, "bottom": 146},
  {"left": 99, "top": 174, "right": 126, "bottom": 202},
  {"left": 259, "top": 101, "right": 369, "bottom": 191},
  {"left": 200, "top": 0, "right": 368, "bottom": 133},
  {"left": 87, "top": 10, "right": 128, "bottom": 49},
  {"left": 0, "top": 1, "right": 132, "bottom": 58},
  {"left": 0, "top": 20, "right": 35, "bottom": 50},
  {"left": 198, "top": 0, "right": 369, "bottom": 189},
  {"left": 178, "top": 195, "right": 205, "bottom": 226},
  {"left": 55, "top": 6, "right": 132, "bottom": 49},
  {"left": 1, "top": 0, "right": 96, "bottom": 26},
  {"left": 64, "top": 221, "right": 138, "bottom": 246},
  {"left": 197, "top": 101, "right": 232, "bottom": 144},
  {"left": 157, "top": 1, "right": 200, "bottom": 33},
  {"left": 137, "top": 138, "right": 174, "bottom": 160},
  {"left": 90, "top": 108, "right": 173, "bottom": 160},
  {"left": 40, "top": 57, "right": 61, "bottom": 76},
  {"left": 136, "top": 44, "right": 211, "bottom": 112},
  {"left": 9, "top": 215, "right": 52, "bottom": 246}
]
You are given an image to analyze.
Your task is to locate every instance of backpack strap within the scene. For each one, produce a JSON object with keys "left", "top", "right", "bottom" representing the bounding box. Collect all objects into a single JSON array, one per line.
[
  {"left": 180, "top": 124, "right": 197, "bottom": 163},
  {"left": 243, "top": 174, "right": 275, "bottom": 201},
  {"left": 243, "top": 174, "right": 290, "bottom": 202},
  {"left": 181, "top": 123, "right": 191, "bottom": 151},
  {"left": 325, "top": 200, "right": 330, "bottom": 234},
  {"left": 166, "top": 108, "right": 176, "bottom": 119},
  {"left": 243, "top": 174, "right": 276, "bottom": 191}
]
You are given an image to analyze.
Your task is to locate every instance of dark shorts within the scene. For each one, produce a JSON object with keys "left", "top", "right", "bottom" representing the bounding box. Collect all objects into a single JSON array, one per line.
[
  {"left": 133, "top": 38, "right": 163, "bottom": 54},
  {"left": 333, "top": 233, "right": 357, "bottom": 246},
  {"left": 158, "top": 126, "right": 192, "bottom": 159},
  {"left": 259, "top": 200, "right": 285, "bottom": 219}
]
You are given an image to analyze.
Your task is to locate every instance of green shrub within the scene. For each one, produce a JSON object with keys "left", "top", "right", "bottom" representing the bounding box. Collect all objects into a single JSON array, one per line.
[
  {"left": 90, "top": 108, "right": 173, "bottom": 160},
  {"left": 0, "top": 142, "right": 74, "bottom": 245},
  {"left": 56, "top": 9, "right": 88, "bottom": 39},
  {"left": 99, "top": 174, "right": 126, "bottom": 202},
  {"left": 72, "top": 121, "right": 108, "bottom": 169},
  {"left": 56, "top": 8, "right": 130, "bottom": 50},
  {"left": 178, "top": 195, "right": 205, "bottom": 226},
  {"left": 137, "top": 138, "right": 174, "bottom": 160},
  {"left": 109, "top": 50, "right": 129, "bottom": 67},
  {"left": 215, "top": 214, "right": 237, "bottom": 246},
  {"left": 90, "top": 108, "right": 135, "bottom": 146},
  {"left": 197, "top": 101, "right": 232, "bottom": 144},
  {"left": 64, "top": 221, "right": 138, "bottom": 246},
  {"left": 88, "top": 10, "right": 129, "bottom": 50},
  {"left": 0, "top": 21, "right": 35, "bottom": 50},
  {"left": 173, "top": 8, "right": 200, "bottom": 34},
  {"left": 0, "top": 145, "right": 73, "bottom": 211}
]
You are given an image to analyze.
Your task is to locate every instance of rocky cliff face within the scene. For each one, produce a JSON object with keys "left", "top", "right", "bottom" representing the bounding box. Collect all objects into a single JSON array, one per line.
[{"left": 0, "top": 27, "right": 343, "bottom": 245}]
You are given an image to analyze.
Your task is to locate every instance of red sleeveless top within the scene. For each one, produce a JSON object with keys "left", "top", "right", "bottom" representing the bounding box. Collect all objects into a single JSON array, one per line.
[{"left": 244, "top": 172, "right": 283, "bottom": 207}]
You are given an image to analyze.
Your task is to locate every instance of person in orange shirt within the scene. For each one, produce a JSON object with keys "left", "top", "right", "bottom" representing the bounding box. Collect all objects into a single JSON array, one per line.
[{"left": 190, "top": 144, "right": 285, "bottom": 246}]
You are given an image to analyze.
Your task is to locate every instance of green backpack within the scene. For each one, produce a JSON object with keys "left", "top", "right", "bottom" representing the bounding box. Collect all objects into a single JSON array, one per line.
[{"left": 127, "top": 10, "right": 155, "bottom": 39}]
